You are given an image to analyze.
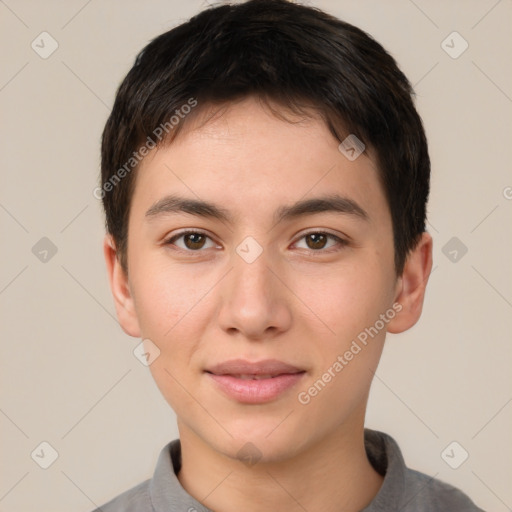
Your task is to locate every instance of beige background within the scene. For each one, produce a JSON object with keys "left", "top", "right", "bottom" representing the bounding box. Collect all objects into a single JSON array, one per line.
[{"left": 1, "top": 0, "right": 511, "bottom": 510}]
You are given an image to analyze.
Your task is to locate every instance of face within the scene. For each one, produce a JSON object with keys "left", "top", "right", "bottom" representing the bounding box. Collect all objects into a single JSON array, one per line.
[{"left": 106, "top": 96, "right": 430, "bottom": 464}]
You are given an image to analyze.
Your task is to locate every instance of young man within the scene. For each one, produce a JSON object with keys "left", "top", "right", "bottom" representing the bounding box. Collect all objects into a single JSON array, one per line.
[{"left": 96, "top": 0, "right": 484, "bottom": 510}]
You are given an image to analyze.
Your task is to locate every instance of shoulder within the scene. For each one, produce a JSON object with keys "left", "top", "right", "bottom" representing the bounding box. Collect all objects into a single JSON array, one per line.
[
  {"left": 402, "top": 467, "right": 486, "bottom": 511},
  {"left": 363, "top": 429, "right": 485, "bottom": 512},
  {"left": 90, "top": 479, "right": 152, "bottom": 512}
]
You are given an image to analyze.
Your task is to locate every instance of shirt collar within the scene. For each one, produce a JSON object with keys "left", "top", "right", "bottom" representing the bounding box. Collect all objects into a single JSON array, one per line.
[
  {"left": 148, "top": 428, "right": 405, "bottom": 512},
  {"left": 361, "top": 429, "right": 406, "bottom": 511}
]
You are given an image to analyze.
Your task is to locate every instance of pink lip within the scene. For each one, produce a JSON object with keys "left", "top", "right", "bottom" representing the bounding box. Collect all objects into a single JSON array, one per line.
[{"left": 205, "top": 358, "right": 306, "bottom": 404}]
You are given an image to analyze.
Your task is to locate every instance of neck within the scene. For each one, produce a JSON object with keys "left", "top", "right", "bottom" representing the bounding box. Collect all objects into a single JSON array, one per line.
[{"left": 177, "top": 414, "right": 383, "bottom": 512}]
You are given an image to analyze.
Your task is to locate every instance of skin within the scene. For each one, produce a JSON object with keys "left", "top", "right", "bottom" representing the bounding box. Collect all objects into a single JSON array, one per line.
[{"left": 104, "top": 96, "right": 433, "bottom": 512}]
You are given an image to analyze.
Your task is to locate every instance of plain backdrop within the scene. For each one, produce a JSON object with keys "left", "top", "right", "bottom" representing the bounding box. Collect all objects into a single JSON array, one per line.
[{"left": 1, "top": 1, "right": 511, "bottom": 510}]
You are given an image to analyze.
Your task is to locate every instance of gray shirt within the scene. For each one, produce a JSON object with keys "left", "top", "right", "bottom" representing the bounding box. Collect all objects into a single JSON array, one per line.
[{"left": 93, "top": 429, "right": 485, "bottom": 511}]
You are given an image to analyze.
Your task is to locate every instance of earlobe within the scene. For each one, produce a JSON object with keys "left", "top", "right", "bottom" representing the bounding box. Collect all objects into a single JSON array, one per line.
[
  {"left": 103, "top": 234, "right": 141, "bottom": 337},
  {"left": 387, "top": 232, "right": 433, "bottom": 334}
]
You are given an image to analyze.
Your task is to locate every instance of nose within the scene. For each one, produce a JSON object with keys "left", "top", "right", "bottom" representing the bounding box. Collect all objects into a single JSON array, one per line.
[{"left": 216, "top": 246, "right": 293, "bottom": 341}]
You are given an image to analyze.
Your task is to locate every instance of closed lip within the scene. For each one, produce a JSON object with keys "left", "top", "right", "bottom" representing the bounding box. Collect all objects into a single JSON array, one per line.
[{"left": 205, "top": 358, "right": 305, "bottom": 377}]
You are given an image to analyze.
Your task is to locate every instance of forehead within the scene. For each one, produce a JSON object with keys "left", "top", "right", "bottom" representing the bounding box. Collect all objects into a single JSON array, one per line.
[{"left": 131, "top": 97, "right": 389, "bottom": 228}]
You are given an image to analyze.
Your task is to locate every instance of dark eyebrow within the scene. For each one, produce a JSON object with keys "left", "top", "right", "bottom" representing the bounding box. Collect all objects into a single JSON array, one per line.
[
  {"left": 145, "top": 195, "right": 232, "bottom": 222},
  {"left": 145, "top": 194, "right": 369, "bottom": 224},
  {"left": 274, "top": 194, "right": 369, "bottom": 224}
]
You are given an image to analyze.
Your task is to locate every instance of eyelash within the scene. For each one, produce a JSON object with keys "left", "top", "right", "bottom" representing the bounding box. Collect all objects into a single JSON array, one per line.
[{"left": 164, "top": 229, "right": 348, "bottom": 254}]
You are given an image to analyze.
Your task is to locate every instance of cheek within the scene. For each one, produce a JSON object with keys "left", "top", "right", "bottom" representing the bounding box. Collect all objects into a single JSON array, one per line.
[
  {"left": 292, "top": 258, "right": 393, "bottom": 345},
  {"left": 132, "top": 262, "right": 209, "bottom": 411},
  {"left": 293, "top": 264, "right": 389, "bottom": 420},
  {"left": 298, "top": 257, "right": 394, "bottom": 406},
  {"left": 130, "top": 255, "right": 209, "bottom": 339}
]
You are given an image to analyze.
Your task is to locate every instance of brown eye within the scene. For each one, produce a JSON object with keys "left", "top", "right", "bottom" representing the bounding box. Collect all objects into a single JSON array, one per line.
[
  {"left": 305, "top": 233, "right": 328, "bottom": 250},
  {"left": 183, "top": 233, "right": 206, "bottom": 250},
  {"left": 166, "top": 231, "right": 216, "bottom": 251},
  {"left": 294, "top": 232, "right": 347, "bottom": 252}
]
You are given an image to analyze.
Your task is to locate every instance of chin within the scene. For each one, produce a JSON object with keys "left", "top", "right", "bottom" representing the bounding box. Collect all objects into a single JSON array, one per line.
[{"left": 214, "top": 419, "right": 311, "bottom": 465}]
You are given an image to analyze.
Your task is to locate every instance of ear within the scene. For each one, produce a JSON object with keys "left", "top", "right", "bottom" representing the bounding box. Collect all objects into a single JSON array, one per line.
[
  {"left": 387, "top": 231, "right": 433, "bottom": 334},
  {"left": 103, "top": 234, "right": 141, "bottom": 337}
]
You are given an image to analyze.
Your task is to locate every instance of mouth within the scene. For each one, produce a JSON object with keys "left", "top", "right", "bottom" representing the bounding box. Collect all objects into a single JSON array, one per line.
[
  {"left": 206, "top": 358, "right": 305, "bottom": 376},
  {"left": 205, "top": 359, "right": 306, "bottom": 404},
  {"left": 213, "top": 374, "right": 293, "bottom": 380}
]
